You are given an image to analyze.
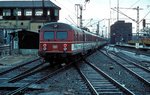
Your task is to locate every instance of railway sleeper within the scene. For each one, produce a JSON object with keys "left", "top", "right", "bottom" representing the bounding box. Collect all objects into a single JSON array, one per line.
[
  {"left": 0, "top": 83, "right": 47, "bottom": 90},
  {"left": 98, "top": 91, "right": 123, "bottom": 95},
  {"left": 96, "top": 88, "right": 121, "bottom": 92}
]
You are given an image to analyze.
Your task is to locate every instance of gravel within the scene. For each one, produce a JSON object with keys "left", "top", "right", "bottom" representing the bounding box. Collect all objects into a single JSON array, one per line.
[
  {"left": 86, "top": 51, "right": 150, "bottom": 95},
  {"left": 25, "top": 67, "right": 91, "bottom": 95}
]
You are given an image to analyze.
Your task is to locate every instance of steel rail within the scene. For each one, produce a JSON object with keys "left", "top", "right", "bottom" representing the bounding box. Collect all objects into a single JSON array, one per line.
[
  {"left": 5, "top": 63, "right": 73, "bottom": 95},
  {"left": 75, "top": 64, "right": 99, "bottom": 95},
  {"left": 0, "top": 58, "right": 41, "bottom": 75},
  {"left": 101, "top": 50, "right": 150, "bottom": 87},
  {"left": 115, "top": 52, "right": 150, "bottom": 73},
  {"left": 8, "top": 62, "right": 48, "bottom": 83},
  {"left": 84, "top": 60, "right": 135, "bottom": 95}
]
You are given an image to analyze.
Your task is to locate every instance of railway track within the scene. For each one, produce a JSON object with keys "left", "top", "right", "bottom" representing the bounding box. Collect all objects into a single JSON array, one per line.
[
  {"left": 4, "top": 63, "right": 73, "bottom": 95},
  {"left": 98, "top": 49, "right": 150, "bottom": 94},
  {"left": 1, "top": 56, "right": 87, "bottom": 95},
  {"left": 80, "top": 48, "right": 150, "bottom": 95},
  {"left": 0, "top": 49, "right": 95, "bottom": 94},
  {"left": 115, "top": 45, "right": 150, "bottom": 56},
  {"left": 0, "top": 58, "right": 50, "bottom": 93},
  {"left": 0, "top": 57, "right": 41, "bottom": 75},
  {"left": 75, "top": 60, "right": 134, "bottom": 95},
  {"left": 0, "top": 58, "right": 44, "bottom": 83},
  {"left": 35, "top": 63, "right": 91, "bottom": 95},
  {"left": 1, "top": 47, "right": 149, "bottom": 94},
  {"left": 105, "top": 50, "right": 150, "bottom": 86},
  {"left": 117, "top": 52, "right": 150, "bottom": 70}
]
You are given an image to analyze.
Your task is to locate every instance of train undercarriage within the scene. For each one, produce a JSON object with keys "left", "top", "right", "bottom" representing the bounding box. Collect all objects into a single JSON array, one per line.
[{"left": 39, "top": 52, "right": 82, "bottom": 65}]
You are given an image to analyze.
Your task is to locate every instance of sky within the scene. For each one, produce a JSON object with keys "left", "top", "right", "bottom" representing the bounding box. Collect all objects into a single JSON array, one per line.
[
  {"left": 0, "top": 0, "right": 150, "bottom": 34},
  {"left": 50, "top": 0, "right": 150, "bottom": 34}
]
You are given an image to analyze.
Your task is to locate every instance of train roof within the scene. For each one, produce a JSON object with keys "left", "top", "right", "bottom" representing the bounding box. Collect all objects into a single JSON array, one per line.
[
  {"left": 40, "top": 22, "right": 81, "bottom": 31},
  {"left": 40, "top": 22, "right": 103, "bottom": 38}
]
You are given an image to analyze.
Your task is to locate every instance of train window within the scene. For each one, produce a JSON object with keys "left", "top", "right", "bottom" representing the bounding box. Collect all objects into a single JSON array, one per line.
[
  {"left": 56, "top": 31, "right": 67, "bottom": 40},
  {"left": 44, "top": 31, "right": 54, "bottom": 40}
]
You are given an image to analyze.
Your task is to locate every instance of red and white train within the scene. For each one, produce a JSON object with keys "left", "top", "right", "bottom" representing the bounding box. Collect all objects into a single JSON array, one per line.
[{"left": 38, "top": 22, "right": 107, "bottom": 63}]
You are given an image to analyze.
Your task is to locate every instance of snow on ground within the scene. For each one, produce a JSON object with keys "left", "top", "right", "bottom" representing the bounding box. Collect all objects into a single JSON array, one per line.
[{"left": 105, "top": 45, "right": 150, "bottom": 62}]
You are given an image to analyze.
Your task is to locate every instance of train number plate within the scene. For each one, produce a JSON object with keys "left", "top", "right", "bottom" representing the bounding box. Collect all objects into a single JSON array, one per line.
[{"left": 53, "top": 45, "right": 58, "bottom": 49}]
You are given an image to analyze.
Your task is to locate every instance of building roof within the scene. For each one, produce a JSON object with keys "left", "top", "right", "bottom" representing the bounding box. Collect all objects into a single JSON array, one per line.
[{"left": 0, "top": 0, "right": 61, "bottom": 9}]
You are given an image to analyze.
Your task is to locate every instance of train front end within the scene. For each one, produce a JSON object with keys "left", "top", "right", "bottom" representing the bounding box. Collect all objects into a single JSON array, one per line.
[{"left": 38, "top": 22, "right": 74, "bottom": 63}]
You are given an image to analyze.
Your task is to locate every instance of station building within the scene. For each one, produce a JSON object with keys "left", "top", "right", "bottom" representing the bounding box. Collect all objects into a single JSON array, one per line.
[
  {"left": 110, "top": 21, "right": 132, "bottom": 44},
  {"left": 0, "top": 0, "right": 60, "bottom": 32},
  {"left": 0, "top": 0, "right": 60, "bottom": 54},
  {"left": 0, "top": 0, "right": 60, "bottom": 43}
]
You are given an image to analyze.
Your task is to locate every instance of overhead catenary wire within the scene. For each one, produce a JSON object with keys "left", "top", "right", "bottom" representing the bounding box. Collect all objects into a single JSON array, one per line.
[
  {"left": 113, "top": 0, "right": 141, "bottom": 21},
  {"left": 65, "top": 18, "right": 76, "bottom": 25},
  {"left": 49, "top": 0, "right": 77, "bottom": 20},
  {"left": 68, "top": 15, "right": 78, "bottom": 26},
  {"left": 139, "top": 10, "right": 150, "bottom": 23},
  {"left": 129, "top": 0, "right": 141, "bottom": 9},
  {"left": 50, "top": 0, "right": 89, "bottom": 26}
]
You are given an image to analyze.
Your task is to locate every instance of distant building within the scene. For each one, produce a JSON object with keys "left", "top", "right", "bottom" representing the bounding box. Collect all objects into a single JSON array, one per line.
[
  {"left": 0, "top": 0, "right": 60, "bottom": 44},
  {"left": 110, "top": 21, "right": 132, "bottom": 44}
]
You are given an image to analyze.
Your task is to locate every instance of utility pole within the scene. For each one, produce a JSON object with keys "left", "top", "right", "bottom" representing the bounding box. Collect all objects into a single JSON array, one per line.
[
  {"left": 75, "top": 4, "right": 83, "bottom": 28},
  {"left": 75, "top": 1, "right": 89, "bottom": 28},
  {"left": 111, "top": 6, "right": 143, "bottom": 38},
  {"left": 117, "top": 0, "right": 119, "bottom": 21},
  {"left": 136, "top": 6, "right": 140, "bottom": 40},
  {"left": 97, "top": 22, "right": 99, "bottom": 35},
  {"left": 80, "top": 5, "right": 83, "bottom": 28}
]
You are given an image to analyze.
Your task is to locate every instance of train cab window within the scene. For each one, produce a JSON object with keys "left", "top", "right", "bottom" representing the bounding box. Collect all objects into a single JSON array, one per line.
[
  {"left": 44, "top": 31, "right": 54, "bottom": 40},
  {"left": 56, "top": 31, "right": 67, "bottom": 40}
]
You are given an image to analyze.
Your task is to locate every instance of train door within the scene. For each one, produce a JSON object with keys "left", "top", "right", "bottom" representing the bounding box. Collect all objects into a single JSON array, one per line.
[
  {"left": 96, "top": 37, "right": 98, "bottom": 49},
  {"left": 82, "top": 30, "right": 86, "bottom": 55}
]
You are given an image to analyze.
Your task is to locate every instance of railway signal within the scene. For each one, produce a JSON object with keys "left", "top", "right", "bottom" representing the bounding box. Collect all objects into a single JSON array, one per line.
[{"left": 142, "top": 19, "right": 146, "bottom": 28}]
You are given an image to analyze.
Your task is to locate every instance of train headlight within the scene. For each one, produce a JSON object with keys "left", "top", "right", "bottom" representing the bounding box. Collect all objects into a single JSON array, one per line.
[
  {"left": 63, "top": 44, "right": 67, "bottom": 47},
  {"left": 43, "top": 44, "right": 47, "bottom": 51}
]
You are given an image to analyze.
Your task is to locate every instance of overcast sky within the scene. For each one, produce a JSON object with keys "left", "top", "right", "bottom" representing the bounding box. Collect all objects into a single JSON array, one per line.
[
  {"left": 0, "top": 0, "right": 150, "bottom": 33},
  {"left": 51, "top": 0, "right": 150, "bottom": 33}
]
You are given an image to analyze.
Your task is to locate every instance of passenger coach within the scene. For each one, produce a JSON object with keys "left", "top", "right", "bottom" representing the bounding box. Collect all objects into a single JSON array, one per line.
[{"left": 39, "top": 22, "right": 106, "bottom": 63}]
